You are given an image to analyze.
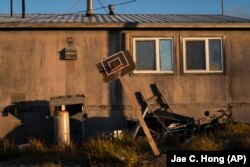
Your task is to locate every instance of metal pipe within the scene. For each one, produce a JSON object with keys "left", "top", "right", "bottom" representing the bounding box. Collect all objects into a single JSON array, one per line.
[
  {"left": 221, "top": 0, "right": 224, "bottom": 16},
  {"left": 108, "top": 4, "right": 115, "bottom": 15},
  {"left": 22, "top": 0, "right": 25, "bottom": 18},
  {"left": 86, "top": 0, "right": 94, "bottom": 16},
  {"left": 10, "top": 0, "right": 13, "bottom": 17}
]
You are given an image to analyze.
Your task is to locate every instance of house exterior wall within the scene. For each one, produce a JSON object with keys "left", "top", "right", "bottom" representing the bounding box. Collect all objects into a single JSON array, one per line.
[
  {"left": 124, "top": 30, "right": 250, "bottom": 122},
  {"left": 0, "top": 29, "right": 249, "bottom": 142}
]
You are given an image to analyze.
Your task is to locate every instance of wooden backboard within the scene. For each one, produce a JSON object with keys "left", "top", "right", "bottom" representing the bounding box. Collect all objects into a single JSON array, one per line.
[{"left": 96, "top": 50, "right": 135, "bottom": 82}]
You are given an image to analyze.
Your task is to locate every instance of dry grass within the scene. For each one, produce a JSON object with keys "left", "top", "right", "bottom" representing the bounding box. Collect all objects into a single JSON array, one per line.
[
  {"left": 40, "top": 162, "right": 62, "bottom": 167},
  {"left": 2, "top": 123, "right": 249, "bottom": 166},
  {"left": 84, "top": 135, "right": 141, "bottom": 167},
  {"left": 25, "top": 138, "right": 48, "bottom": 155},
  {"left": 18, "top": 138, "right": 86, "bottom": 165},
  {"left": 179, "top": 123, "right": 250, "bottom": 151},
  {"left": 243, "top": 136, "right": 250, "bottom": 149},
  {"left": 0, "top": 139, "right": 18, "bottom": 161},
  {"left": 216, "top": 123, "right": 250, "bottom": 150},
  {"left": 8, "top": 135, "right": 147, "bottom": 166},
  {"left": 180, "top": 134, "right": 223, "bottom": 151},
  {"left": 224, "top": 123, "right": 250, "bottom": 134}
]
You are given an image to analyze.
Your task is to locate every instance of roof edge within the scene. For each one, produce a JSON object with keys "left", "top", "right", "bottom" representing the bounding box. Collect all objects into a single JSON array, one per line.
[{"left": 0, "top": 22, "right": 250, "bottom": 29}]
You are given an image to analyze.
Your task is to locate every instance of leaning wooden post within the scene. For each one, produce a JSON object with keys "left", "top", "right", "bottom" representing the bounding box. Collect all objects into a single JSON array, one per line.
[
  {"left": 119, "top": 76, "right": 160, "bottom": 156},
  {"left": 96, "top": 50, "right": 160, "bottom": 156}
]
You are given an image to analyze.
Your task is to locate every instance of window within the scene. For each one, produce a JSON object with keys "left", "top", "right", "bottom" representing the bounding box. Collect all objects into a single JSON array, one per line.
[
  {"left": 183, "top": 37, "right": 223, "bottom": 73},
  {"left": 133, "top": 38, "right": 174, "bottom": 73}
]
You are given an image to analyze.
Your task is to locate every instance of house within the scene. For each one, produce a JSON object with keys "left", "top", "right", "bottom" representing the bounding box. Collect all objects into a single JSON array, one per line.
[{"left": 0, "top": 10, "right": 250, "bottom": 143}]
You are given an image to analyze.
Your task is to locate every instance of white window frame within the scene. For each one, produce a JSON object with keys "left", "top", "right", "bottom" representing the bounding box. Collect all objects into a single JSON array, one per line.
[
  {"left": 183, "top": 37, "right": 224, "bottom": 73},
  {"left": 132, "top": 37, "right": 174, "bottom": 74}
]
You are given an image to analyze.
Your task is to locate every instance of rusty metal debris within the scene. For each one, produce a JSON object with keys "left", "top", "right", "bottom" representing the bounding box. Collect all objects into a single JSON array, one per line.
[{"left": 130, "top": 84, "right": 233, "bottom": 144}]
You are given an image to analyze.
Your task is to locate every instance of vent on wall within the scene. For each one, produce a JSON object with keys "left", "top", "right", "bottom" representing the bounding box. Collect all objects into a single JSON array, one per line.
[{"left": 59, "top": 37, "right": 77, "bottom": 60}]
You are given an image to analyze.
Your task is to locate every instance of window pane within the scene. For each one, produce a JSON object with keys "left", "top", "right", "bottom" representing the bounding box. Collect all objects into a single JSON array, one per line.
[
  {"left": 186, "top": 41, "right": 206, "bottom": 70},
  {"left": 136, "top": 41, "right": 156, "bottom": 70},
  {"left": 160, "top": 39, "right": 173, "bottom": 71},
  {"left": 209, "top": 39, "right": 222, "bottom": 71}
]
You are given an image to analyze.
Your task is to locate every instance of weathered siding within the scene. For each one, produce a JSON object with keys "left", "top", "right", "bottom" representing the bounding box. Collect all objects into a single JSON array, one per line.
[
  {"left": 0, "top": 29, "right": 250, "bottom": 142},
  {"left": 0, "top": 30, "right": 109, "bottom": 104}
]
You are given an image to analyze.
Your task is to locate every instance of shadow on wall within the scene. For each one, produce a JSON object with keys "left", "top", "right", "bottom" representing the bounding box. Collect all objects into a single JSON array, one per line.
[
  {"left": 1, "top": 101, "right": 86, "bottom": 144},
  {"left": 1, "top": 101, "right": 53, "bottom": 144},
  {"left": 84, "top": 107, "right": 127, "bottom": 138},
  {"left": 0, "top": 98, "right": 127, "bottom": 144},
  {"left": 107, "top": 30, "right": 125, "bottom": 134},
  {"left": 106, "top": 25, "right": 139, "bottom": 133}
]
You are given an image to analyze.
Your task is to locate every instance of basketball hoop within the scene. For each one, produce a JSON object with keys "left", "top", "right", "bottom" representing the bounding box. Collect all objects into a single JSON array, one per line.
[
  {"left": 96, "top": 50, "right": 135, "bottom": 82},
  {"left": 96, "top": 50, "right": 160, "bottom": 156},
  {"left": 111, "top": 64, "right": 125, "bottom": 79}
]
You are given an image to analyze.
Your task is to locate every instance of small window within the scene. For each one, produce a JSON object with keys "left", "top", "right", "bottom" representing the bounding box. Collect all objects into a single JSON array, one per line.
[
  {"left": 183, "top": 37, "right": 223, "bottom": 73},
  {"left": 133, "top": 38, "right": 174, "bottom": 73}
]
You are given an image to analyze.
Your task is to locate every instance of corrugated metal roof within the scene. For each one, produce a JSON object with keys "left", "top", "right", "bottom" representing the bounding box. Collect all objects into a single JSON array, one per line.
[
  {"left": 0, "top": 14, "right": 250, "bottom": 29},
  {"left": 0, "top": 14, "right": 250, "bottom": 24}
]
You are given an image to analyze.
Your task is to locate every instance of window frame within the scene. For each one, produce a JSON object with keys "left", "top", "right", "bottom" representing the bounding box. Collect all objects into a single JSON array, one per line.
[
  {"left": 132, "top": 37, "right": 174, "bottom": 74},
  {"left": 183, "top": 37, "right": 224, "bottom": 73}
]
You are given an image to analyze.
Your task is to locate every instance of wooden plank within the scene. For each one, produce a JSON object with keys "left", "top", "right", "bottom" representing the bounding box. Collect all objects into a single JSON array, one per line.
[
  {"left": 146, "top": 95, "right": 158, "bottom": 104},
  {"left": 119, "top": 77, "right": 160, "bottom": 156},
  {"left": 132, "top": 107, "right": 149, "bottom": 139},
  {"left": 49, "top": 95, "right": 85, "bottom": 117}
]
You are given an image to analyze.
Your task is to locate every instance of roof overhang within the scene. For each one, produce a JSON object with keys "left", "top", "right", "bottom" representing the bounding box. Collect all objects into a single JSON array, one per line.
[{"left": 0, "top": 22, "right": 250, "bottom": 29}]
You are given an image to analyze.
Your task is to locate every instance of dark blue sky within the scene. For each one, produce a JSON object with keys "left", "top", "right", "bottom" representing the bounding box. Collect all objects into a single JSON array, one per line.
[{"left": 1, "top": 0, "right": 250, "bottom": 18}]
